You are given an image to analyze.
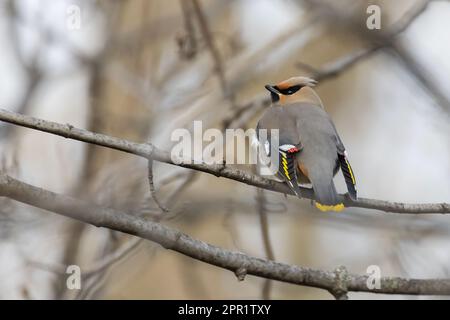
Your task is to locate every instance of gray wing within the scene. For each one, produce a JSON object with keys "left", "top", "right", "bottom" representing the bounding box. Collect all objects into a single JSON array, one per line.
[
  {"left": 290, "top": 104, "right": 357, "bottom": 199},
  {"left": 257, "top": 107, "right": 302, "bottom": 147},
  {"left": 256, "top": 108, "right": 303, "bottom": 197},
  {"left": 286, "top": 103, "right": 357, "bottom": 199}
]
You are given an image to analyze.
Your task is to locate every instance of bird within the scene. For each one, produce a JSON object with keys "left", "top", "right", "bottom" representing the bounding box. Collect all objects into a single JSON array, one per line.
[{"left": 256, "top": 76, "right": 357, "bottom": 212}]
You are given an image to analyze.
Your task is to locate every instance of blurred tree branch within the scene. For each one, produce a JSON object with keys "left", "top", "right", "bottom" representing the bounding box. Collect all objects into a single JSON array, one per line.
[
  {"left": 1, "top": 173, "right": 450, "bottom": 298},
  {"left": 302, "top": 0, "right": 450, "bottom": 112},
  {"left": 0, "top": 108, "right": 448, "bottom": 214},
  {"left": 296, "top": 0, "right": 428, "bottom": 82},
  {"left": 191, "top": 0, "right": 233, "bottom": 104},
  {"left": 256, "top": 188, "right": 275, "bottom": 300}
]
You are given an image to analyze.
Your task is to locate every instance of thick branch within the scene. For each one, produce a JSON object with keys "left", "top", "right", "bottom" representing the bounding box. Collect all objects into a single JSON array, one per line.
[
  {"left": 1, "top": 173, "right": 450, "bottom": 297},
  {"left": 0, "top": 108, "right": 448, "bottom": 214}
]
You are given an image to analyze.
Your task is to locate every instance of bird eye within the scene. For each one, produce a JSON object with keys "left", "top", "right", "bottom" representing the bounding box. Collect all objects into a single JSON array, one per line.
[{"left": 280, "top": 85, "right": 301, "bottom": 95}]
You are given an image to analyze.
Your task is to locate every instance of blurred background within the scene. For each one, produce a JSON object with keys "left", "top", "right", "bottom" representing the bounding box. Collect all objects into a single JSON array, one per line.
[{"left": 0, "top": 0, "right": 449, "bottom": 299}]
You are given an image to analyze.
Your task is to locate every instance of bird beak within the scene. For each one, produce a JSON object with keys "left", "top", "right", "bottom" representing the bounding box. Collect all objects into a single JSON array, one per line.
[{"left": 264, "top": 85, "right": 280, "bottom": 95}]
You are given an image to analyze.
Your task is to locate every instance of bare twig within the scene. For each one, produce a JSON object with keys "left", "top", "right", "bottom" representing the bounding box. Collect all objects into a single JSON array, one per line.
[
  {"left": 256, "top": 188, "right": 276, "bottom": 300},
  {"left": 301, "top": 0, "right": 450, "bottom": 111},
  {"left": 1, "top": 173, "right": 450, "bottom": 297},
  {"left": 222, "top": 97, "right": 271, "bottom": 129},
  {"left": 297, "top": 0, "right": 433, "bottom": 83},
  {"left": 191, "top": 0, "right": 234, "bottom": 104},
  {"left": 297, "top": 47, "right": 381, "bottom": 83},
  {"left": 0, "top": 109, "right": 448, "bottom": 214},
  {"left": 2, "top": 0, "right": 43, "bottom": 139},
  {"left": 30, "top": 236, "right": 143, "bottom": 280},
  {"left": 147, "top": 159, "right": 169, "bottom": 213},
  {"left": 178, "top": 0, "right": 198, "bottom": 60},
  {"left": 84, "top": 237, "right": 143, "bottom": 278}
]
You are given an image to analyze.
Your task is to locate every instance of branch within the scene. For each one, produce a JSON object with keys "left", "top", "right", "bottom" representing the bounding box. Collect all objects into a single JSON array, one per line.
[
  {"left": 178, "top": 0, "right": 198, "bottom": 60},
  {"left": 300, "top": 0, "right": 450, "bottom": 112},
  {"left": 297, "top": 47, "right": 380, "bottom": 83},
  {"left": 256, "top": 188, "right": 275, "bottom": 299},
  {"left": 1, "top": 173, "right": 450, "bottom": 297},
  {"left": 147, "top": 159, "right": 169, "bottom": 213},
  {"left": 30, "top": 237, "right": 143, "bottom": 279},
  {"left": 191, "top": 0, "right": 233, "bottom": 103},
  {"left": 297, "top": 0, "right": 431, "bottom": 83},
  {"left": 0, "top": 108, "right": 448, "bottom": 214}
]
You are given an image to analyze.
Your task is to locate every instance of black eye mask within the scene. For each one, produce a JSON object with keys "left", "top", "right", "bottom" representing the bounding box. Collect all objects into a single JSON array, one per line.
[
  {"left": 270, "top": 91, "right": 280, "bottom": 102},
  {"left": 277, "top": 85, "right": 302, "bottom": 95}
]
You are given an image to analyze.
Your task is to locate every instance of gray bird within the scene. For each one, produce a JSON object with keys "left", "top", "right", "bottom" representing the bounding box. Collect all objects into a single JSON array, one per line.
[{"left": 256, "top": 76, "right": 357, "bottom": 212}]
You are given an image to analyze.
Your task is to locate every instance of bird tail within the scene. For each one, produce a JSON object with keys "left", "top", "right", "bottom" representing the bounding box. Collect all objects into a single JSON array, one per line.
[
  {"left": 338, "top": 152, "right": 357, "bottom": 200},
  {"left": 311, "top": 178, "right": 344, "bottom": 212}
]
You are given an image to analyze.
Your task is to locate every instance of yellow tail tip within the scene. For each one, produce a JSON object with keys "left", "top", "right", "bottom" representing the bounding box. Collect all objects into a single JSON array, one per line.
[{"left": 315, "top": 202, "right": 345, "bottom": 212}]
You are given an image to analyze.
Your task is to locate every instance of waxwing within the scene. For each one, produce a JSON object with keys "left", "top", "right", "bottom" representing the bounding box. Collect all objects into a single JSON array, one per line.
[{"left": 256, "top": 76, "right": 357, "bottom": 212}]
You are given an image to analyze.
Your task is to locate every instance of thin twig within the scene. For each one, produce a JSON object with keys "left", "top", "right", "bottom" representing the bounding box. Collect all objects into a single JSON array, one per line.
[
  {"left": 83, "top": 237, "right": 143, "bottom": 278},
  {"left": 147, "top": 159, "right": 169, "bottom": 213},
  {"left": 178, "top": 0, "right": 198, "bottom": 60},
  {"left": 191, "top": 0, "right": 234, "bottom": 104},
  {"left": 301, "top": 0, "right": 450, "bottom": 111},
  {"left": 256, "top": 188, "right": 276, "bottom": 300},
  {"left": 2, "top": 0, "right": 43, "bottom": 140},
  {"left": 29, "top": 237, "right": 143, "bottom": 280},
  {"left": 296, "top": 0, "right": 433, "bottom": 83},
  {"left": 297, "top": 47, "right": 381, "bottom": 83}
]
